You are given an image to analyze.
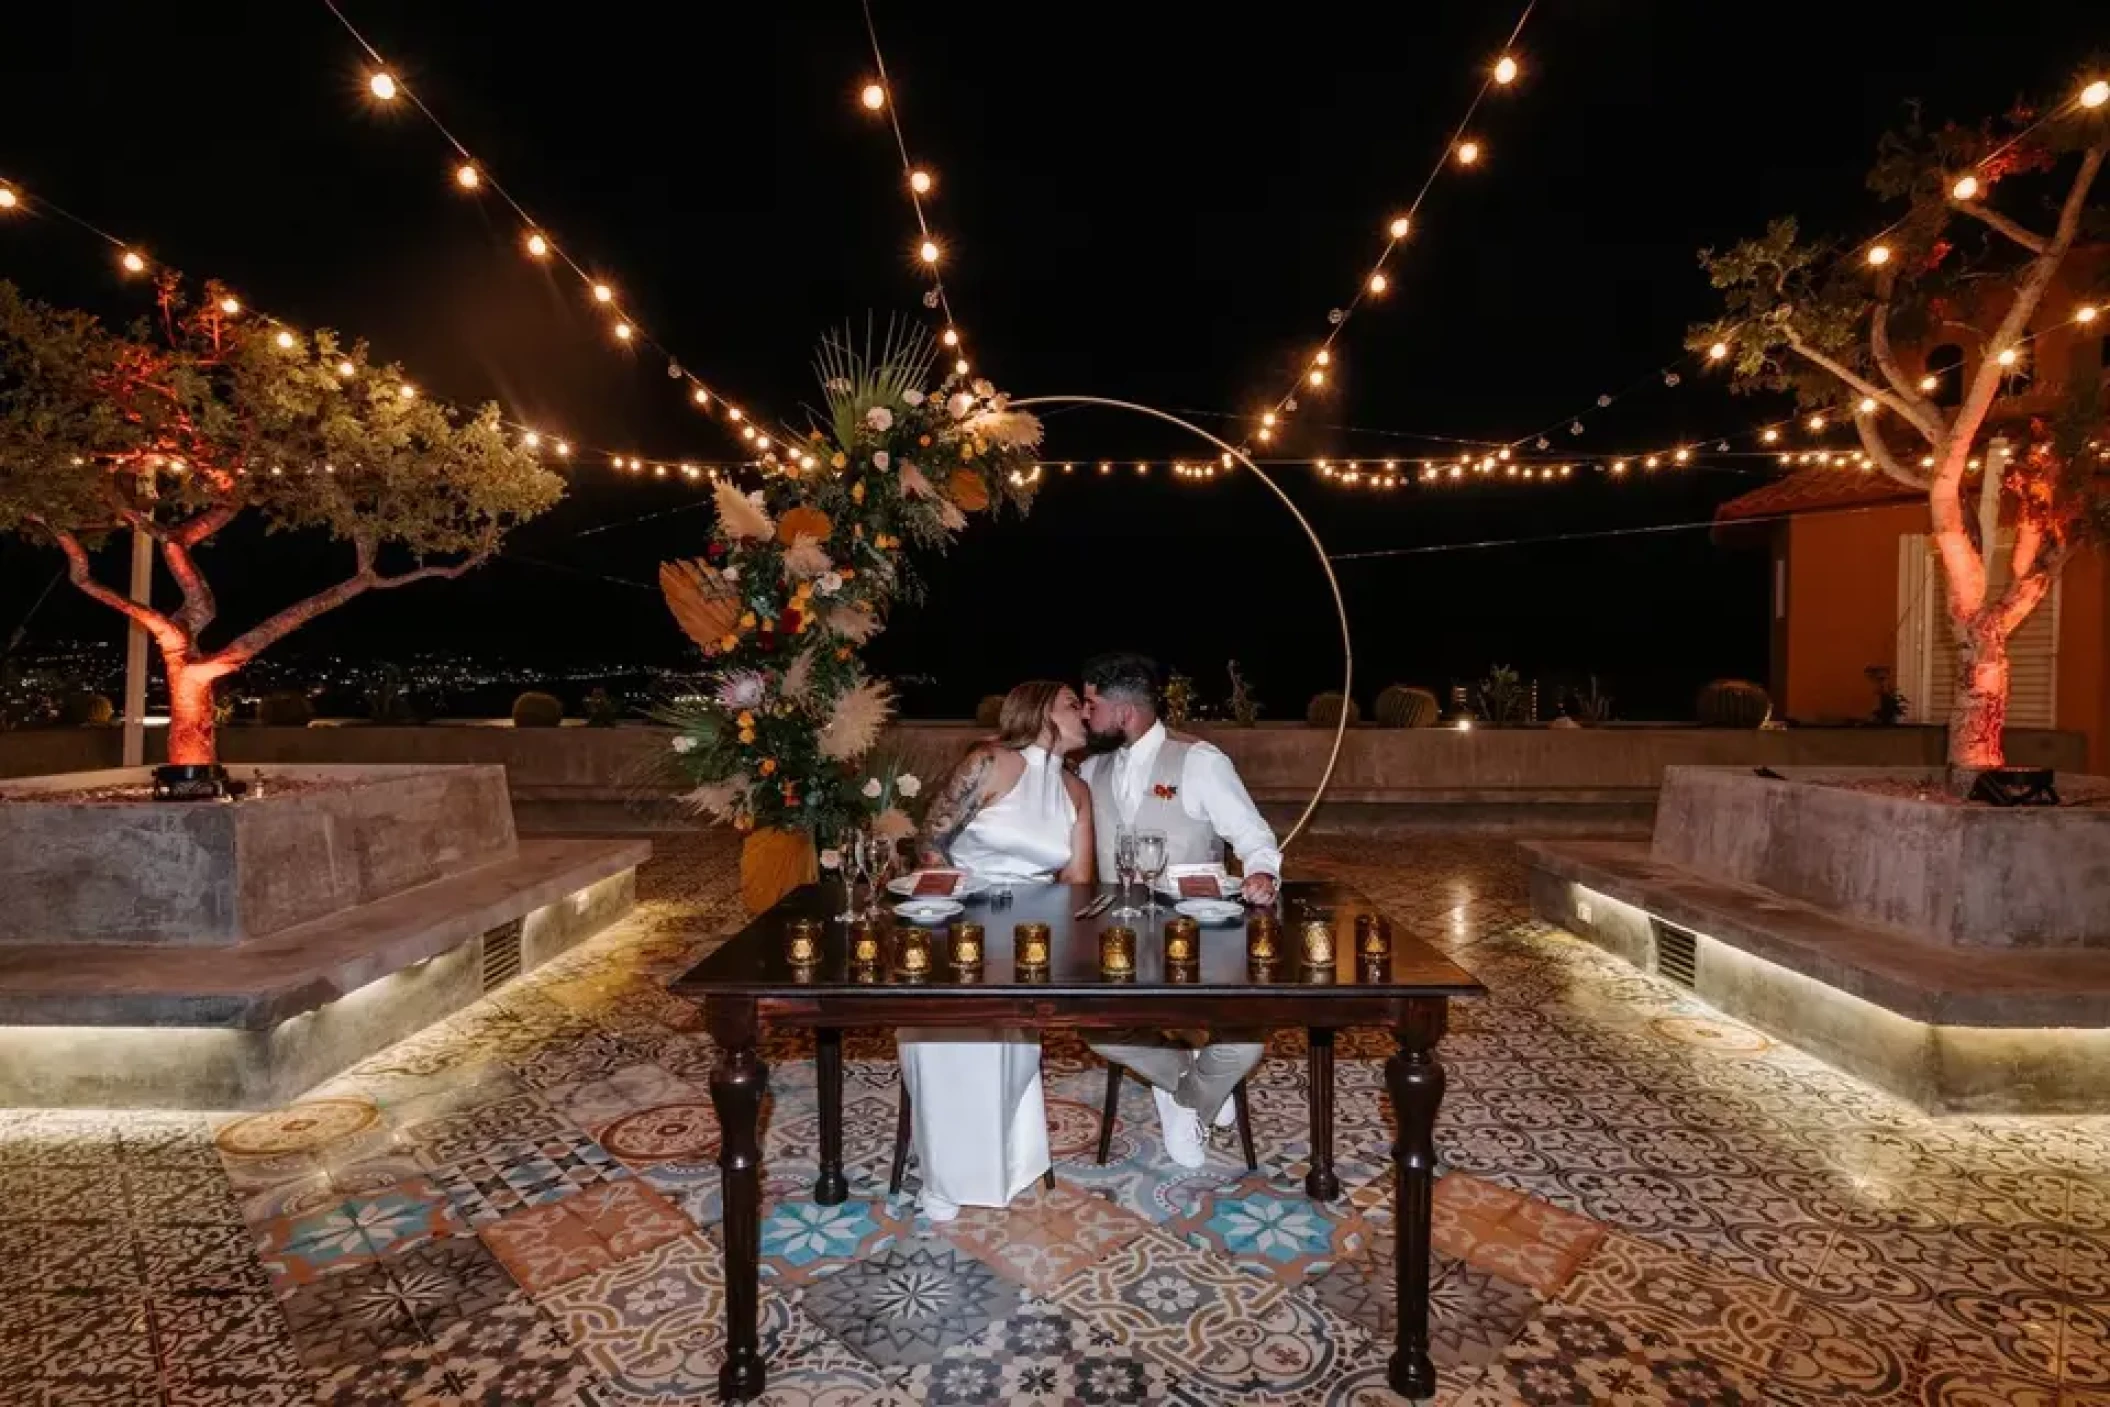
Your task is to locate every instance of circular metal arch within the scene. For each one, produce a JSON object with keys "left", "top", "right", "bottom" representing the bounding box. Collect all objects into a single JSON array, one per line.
[{"left": 1011, "top": 395, "right": 1351, "bottom": 851}]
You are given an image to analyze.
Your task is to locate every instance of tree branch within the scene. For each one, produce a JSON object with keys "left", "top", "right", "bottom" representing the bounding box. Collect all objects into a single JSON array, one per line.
[
  {"left": 160, "top": 537, "right": 218, "bottom": 638},
  {"left": 207, "top": 543, "right": 492, "bottom": 668},
  {"left": 38, "top": 521, "right": 189, "bottom": 654},
  {"left": 1850, "top": 416, "right": 1927, "bottom": 490},
  {"left": 1868, "top": 269, "right": 1946, "bottom": 440},
  {"left": 1781, "top": 327, "right": 1932, "bottom": 434},
  {"left": 1946, "top": 198, "right": 2051, "bottom": 256}
]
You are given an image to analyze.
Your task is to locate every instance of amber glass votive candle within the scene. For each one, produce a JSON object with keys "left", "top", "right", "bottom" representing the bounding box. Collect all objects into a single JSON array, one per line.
[
  {"left": 950, "top": 921, "right": 985, "bottom": 972},
  {"left": 896, "top": 927, "right": 933, "bottom": 979},
  {"left": 786, "top": 917, "right": 823, "bottom": 969},
  {"left": 1300, "top": 918, "right": 1337, "bottom": 968},
  {"left": 847, "top": 918, "right": 881, "bottom": 971},
  {"left": 1246, "top": 912, "right": 1281, "bottom": 963},
  {"left": 1014, "top": 922, "right": 1052, "bottom": 975},
  {"left": 1100, "top": 926, "right": 1137, "bottom": 979},
  {"left": 1355, "top": 912, "right": 1393, "bottom": 961},
  {"left": 1164, "top": 917, "right": 1200, "bottom": 965}
]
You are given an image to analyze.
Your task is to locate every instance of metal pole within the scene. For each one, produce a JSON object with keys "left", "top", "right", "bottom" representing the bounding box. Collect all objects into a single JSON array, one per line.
[{"left": 122, "top": 530, "right": 151, "bottom": 767}]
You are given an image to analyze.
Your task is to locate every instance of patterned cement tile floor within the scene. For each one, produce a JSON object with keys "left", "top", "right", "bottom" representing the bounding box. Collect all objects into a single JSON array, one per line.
[{"left": 4, "top": 831, "right": 2108, "bottom": 1405}]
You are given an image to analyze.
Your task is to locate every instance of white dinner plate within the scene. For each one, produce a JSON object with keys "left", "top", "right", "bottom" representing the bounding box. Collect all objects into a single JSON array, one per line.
[
  {"left": 1156, "top": 865, "right": 1234, "bottom": 900},
  {"left": 1176, "top": 898, "right": 1246, "bottom": 925},
  {"left": 887, "top": 871, "right": 989, "bottom": 899},
  {"left": 893, "top": 898, "right": 965, "bottom": 922}
]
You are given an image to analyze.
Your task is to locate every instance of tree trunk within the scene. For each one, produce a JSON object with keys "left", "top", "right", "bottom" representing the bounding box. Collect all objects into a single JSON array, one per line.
[
  {"left": 1947, "top": 614, "right": 2009, "bottom": 771},
  {"left": 166, "top": 661, "right": 220, "bottom": 767}
]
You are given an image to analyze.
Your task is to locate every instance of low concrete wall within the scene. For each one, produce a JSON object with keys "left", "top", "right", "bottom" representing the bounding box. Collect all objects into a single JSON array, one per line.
[{"left": 0, "top": 720, "right": 2087, "bottom": 831}]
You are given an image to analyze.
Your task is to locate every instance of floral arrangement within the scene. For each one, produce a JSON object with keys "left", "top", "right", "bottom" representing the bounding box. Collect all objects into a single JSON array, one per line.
[{"left": 658, "top": 324, "right": 1039, "bottom": 846}]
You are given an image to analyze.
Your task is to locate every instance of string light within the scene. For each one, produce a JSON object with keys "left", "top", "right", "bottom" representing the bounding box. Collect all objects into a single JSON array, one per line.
[
  {"left": 2078, "top": 305, "right": 2099, "bottom": 325},
  {"left": 454, "top": 164, "right": 480, "bottom": 191},
  {"left": 614, "top": 322, "right": 633, "bottom": 341},
  {"left": 860, "top": 82, "right": 886, "bottom": 111},
  {"left": 1308, "top": 368, "right": 1326, "bottom": 387},
  {"left": 1368, "top": 273, "right": 1388, "bottom": 294},
  {"left": 1866, "top": 244, "right": 1891, "bottom": 267},
  {"left": 1389, "top": 216, "right": 1411, "bottom": 239},
  {"left": 1919, "top": 373, "right": 1939, "bottom": 391},
  {"left": 398, "top": 384, "right": 417, "bottom": 400},
  {"left": 1494, "top": 55, "right": 1519, "bottom": 85},
  {"left": 1808, "top": 414, "right": 1826, "bottom": 431},
  {"left": 525, "top": 231, "right": 549, "bottom": 258},
  {"left": 368, "top": 72, "right": 398, "bottom": 101},
  {"left": 693, "top": 387, "right": 710, "bottom": 406},
  {"left": 909, "top": 170, "right": 932, "bottom": 194},
  {"left": 337, "top": 359, "right": 356, "bottom": 377},
  {"left": 1762, "top": 428, "right": 1780, "bottom": 444},
  {"left": 218, "top": 296, "right": 240, "bottom": 315},
  {"left": 120, "top": 250, "right": 146, "bottom": 274},
  {"left": 274, "top": 330, "right": 296, "bottom": 350},
  {"left": 2083, "top": 79, "right": 2109, "bottom": 110},
  {"left": 592, "top": 283, "right": 614, "bottom": 304},
  {"left": 918, "top": 239, "right": 941, "bottom": 265},
  {"left": 1455, "top": 140, "right": 1482, "bottom": 166},
  {"left": 1997, "top": 347, "right": 2018, "bottom": 366},
  {"left": 1858, "top": 396, "right": 1878, "bottom": 413},
  {"left": 1951, "top": 174, "right": 1980, "bottom": 201},
  {"left": 0, "top": 186, "right": 18, "bottom": 210},
  {"left": 1708, "top": 341, "right": 1729, "bottom": 361}
]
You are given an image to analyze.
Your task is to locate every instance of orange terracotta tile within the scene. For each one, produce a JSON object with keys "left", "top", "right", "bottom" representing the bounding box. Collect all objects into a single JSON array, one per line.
[
  {"left": 478, "top": 1201, "right": 612, "bottom": 1292},
  {"left": 569, "top": 1179, "right": 690, "bottom": 1259}
]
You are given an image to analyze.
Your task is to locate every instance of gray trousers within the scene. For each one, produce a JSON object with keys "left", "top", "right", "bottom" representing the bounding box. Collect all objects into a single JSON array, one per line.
[{"left": 1087, "top": 1031, "right": 1263, "bottom": 1126}]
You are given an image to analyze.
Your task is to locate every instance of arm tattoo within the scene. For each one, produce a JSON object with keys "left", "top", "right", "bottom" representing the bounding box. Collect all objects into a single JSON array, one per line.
[{"left": 917, "top": 752, "right": 995, "bottom": 866}]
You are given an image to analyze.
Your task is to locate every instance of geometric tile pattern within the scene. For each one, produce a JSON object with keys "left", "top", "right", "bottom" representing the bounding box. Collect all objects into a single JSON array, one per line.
[{"left": 6, "top": 830, "right": 2110, "bottom": 1403}]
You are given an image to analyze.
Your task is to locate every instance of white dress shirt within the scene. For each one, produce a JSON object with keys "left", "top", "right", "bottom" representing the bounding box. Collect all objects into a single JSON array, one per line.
[{"left": 1083, "top": 721, "right": 1284, "bottom": 878}]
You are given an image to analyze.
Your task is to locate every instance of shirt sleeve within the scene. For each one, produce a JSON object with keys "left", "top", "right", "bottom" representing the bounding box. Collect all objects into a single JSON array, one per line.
[{"left": 1182, "top": 744, "right": 1283, "bottom": 878}]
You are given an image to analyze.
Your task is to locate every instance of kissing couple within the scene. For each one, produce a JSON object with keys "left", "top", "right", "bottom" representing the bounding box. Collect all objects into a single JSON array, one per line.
[{"left": 893, "top": 651, "right": 1281, "bottom": 1222}]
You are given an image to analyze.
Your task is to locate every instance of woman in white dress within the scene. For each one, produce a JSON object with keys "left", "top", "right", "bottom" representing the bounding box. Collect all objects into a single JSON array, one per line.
[{"left": 899, "top": 680, "right": 1094, "bottom": 1221}]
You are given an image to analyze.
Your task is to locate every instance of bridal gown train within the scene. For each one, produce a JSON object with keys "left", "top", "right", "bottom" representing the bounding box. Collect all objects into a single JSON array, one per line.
[{"left": 897, "top": 745, "right": 1070, "bottom": 1209}]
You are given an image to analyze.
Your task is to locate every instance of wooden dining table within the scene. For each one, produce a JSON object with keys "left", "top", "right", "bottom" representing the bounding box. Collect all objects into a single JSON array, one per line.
[{"left": 671, "top": 878, "right": 1483, "bottom": 1403}]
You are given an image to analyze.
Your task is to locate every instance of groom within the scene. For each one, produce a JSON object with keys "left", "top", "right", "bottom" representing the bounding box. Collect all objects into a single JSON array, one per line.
[{"left": 1077, "top": 651, "right": 1282, "bottom": 1169}]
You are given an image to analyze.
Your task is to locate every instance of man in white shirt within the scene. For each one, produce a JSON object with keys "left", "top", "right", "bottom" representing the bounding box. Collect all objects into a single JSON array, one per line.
[{"left": 1078, "top": 652, "right": 1281, "bottom": 1169}]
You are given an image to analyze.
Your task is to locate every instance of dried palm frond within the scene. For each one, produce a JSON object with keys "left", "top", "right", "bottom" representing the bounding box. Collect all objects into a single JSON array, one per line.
[
  {"left": 714, "top": 479, "right": 774, "bottom": 540},
  {"left": 660, "top": 559, "right": 740, "bottom": 648},
  {"left": 813, "top": 317, "right": 937, "bottom": 448},
  {"left": 936, "top": 498, "right": 967, "bottom": 532},
  {"left": 780, "top": 648, "right": 816, "bottom": 702},
  {"left": 679, "top": 779, "right": 746, "bottom": 823},
  {"left": 818, "top": 678, "right": 893, "bottom": 761},
  {"left": 871, "top": 806, "right": 917, "bottom": 841},
  {"left": 782, "top": 536, "right": 833, "bottom": 579},
  {"left": 961, "top": 408, "right": 1042, "bottom": 449},
  {"left": 897, "top": 463, "right": 936, "bottom": 500},
  {"left": 825, "top": 604, "right": 880, "bottom": 643}
]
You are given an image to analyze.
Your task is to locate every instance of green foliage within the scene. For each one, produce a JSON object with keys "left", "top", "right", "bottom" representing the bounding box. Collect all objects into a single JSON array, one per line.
[
  {"left": 512, "top": 690, "right": 564, "bottom": 728},
  {"left": 1866, "top": 666, "right": 1907, "bottom": 726},
  {"left": 1568, "top": 676, "right": 1614, "bottom": 724},
  {"left": 1697, "top": 679, "right": 1773, "bottom": 728},
  {"left": 365, "top": 665, "right": 417, "bottom": 724},
  {"left": 257, "top": 690, "right": 314, "bottom": 727},
  {"left": 1373, "top": 684, "right": 1440, "bottom": 729},
  {"left": 1162, "top": 671, "right": 1196, "bottom": 726},
  {"left": 1475, "top": 665, "right": 1528, "bottom": 725},
  {"left": 59, "top": 691, "right": 112, "bottom": 726},
  {"left": 1225, "top": 660, "right": 1261, "bottom": 726},
  {"left": 1305, "top": 692, "right": 1359, "bottom": 729}
]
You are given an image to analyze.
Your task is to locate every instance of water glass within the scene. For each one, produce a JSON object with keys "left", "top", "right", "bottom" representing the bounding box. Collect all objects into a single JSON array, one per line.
[
  {"left": 1109, "top": 825, "right": 1142, "bottom": 918},
  {"left": 1135, "top": 830, "right": 1168, "bottom": 918}
]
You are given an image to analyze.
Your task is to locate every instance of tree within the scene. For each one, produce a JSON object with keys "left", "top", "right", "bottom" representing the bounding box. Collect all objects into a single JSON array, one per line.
[
  {"left": 0, "top": 277, "right": 563, "bottom": 765},
  {"left": 1693, "top": 81, "right": 2110, "bottom": 770}
]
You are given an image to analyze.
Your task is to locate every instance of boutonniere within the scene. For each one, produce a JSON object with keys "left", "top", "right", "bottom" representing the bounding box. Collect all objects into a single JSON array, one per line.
[{"left": 1152, "top": 783, "right": 1179, "bottom": 801}]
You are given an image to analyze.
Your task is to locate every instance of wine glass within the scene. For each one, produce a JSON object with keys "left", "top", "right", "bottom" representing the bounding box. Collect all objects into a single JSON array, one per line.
[
  {"left": 1109, "top": 825, "right": 1142, "bottom": 918},
  {"left": 835, "top": 831, "right": 870, "bottom": 922},
  {"left": 1135, "top": 831, "right": 1169, "bottom": 919}
]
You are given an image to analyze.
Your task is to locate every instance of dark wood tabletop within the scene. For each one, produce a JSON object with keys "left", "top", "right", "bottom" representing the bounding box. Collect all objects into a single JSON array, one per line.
[{"left": 674, "top": 879, "right": 1482, "bottom": 1405}]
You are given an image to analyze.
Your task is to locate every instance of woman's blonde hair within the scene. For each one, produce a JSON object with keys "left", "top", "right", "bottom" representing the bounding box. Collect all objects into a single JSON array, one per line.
[{"left": 994, "top": 679, "right": 1069, "bottom": 750}]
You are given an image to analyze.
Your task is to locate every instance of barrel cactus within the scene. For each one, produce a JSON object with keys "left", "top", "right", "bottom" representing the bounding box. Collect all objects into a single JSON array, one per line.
[
  {"left": 1373, "top": 684, "right": 1441, "bottom": 729},
  {"left": 1305, "top": 692, "right": 1360, "bottom": 728},
  {"left": 511, "top": 690, "right": 565, "bottom": 728},
  {"left": 1697, "top": 679, "right": 1772, "bottom": 728}
]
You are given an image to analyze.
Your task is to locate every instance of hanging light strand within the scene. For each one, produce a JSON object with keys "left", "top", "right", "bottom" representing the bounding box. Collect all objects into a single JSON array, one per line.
[{"left": 857, "top": 0, "right": 968, "bottom": 368}]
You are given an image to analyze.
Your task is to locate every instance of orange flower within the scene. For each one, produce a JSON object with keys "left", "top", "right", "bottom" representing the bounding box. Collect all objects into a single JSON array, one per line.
[
  {"left": 919, "top": 435, "right": 931, "bottom": 446},
  {"left": 777, "top": 505, "right": 833, "bottom": 545},
  {"left": 947, "top": 469, "right": 991, "bottom": 512},
  {"left": 760, "top": 758, "right": 778, "bottom": 776}
]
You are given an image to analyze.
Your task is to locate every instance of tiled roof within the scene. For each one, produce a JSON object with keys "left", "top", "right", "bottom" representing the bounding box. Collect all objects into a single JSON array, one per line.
[{"left": 1714, "top": 466, "right": 1920, "bottom": 523}]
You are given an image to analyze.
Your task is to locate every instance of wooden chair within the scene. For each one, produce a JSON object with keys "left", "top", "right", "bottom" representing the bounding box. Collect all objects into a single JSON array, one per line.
[
  {"left": 890, "top": 1083, "right": 1059, "bottom": 1196},
  {"left": 1097, "top": 1063, "right": 1258, "bottom": 1171}
]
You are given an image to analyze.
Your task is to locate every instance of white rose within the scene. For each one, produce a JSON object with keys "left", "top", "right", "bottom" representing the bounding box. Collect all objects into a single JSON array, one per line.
[
  {"left": 865, "top": 406, "right": 894, "bottom": 432},
  {"left": 670, "top": 736, "right": 697, "bottom": 755},
  {"left": 862, "top": 778, "right": 883, "bottom": 799},
  {"left": 721, "top": 566, "right": 740, "bottom": 583},
  {"left": 817, "top": 571, "right": 843, "bottom": 596},
  {"left": 819, "top": 847, "right": 843, "bottom": 870},
  {"left": 971, "top": 378, "right": 994, "bottom": 399},
  {"left": 896, "top": 773, "right": 922, "bottom": 798},
  {"left": 903, "top": 389, "right": 925, "bottom": 406},
  {"left": 948, "top": 392, "right": 974, "bottom": 420},
  {"left": 872, "top": 451, "right": 890, "bottom": 471}
]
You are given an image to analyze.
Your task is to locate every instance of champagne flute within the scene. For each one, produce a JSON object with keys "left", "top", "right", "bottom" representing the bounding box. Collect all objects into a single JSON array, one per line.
[
  {"left": 834, "top": 832, "right": 862, "bottom": 922},
  {"left": 1109, "top": 825, "right": 1142, "bottom": 918},
  {"left": 1136, "top": 831, "right": 1169, "bottom": 919}
]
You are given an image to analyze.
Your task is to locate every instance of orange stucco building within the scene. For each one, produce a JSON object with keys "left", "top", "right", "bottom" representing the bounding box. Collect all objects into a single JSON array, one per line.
[{"left": 1714, "top": 246, "right": 2110, "bottom": 768}]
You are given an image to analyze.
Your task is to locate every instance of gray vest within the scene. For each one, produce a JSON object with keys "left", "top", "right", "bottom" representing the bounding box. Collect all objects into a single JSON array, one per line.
[{"left": 1088, "top": 732, "right": 1224, "bottom": 879}]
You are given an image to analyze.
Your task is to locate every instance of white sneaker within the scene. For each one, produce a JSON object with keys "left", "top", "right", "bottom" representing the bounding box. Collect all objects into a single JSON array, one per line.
[
  {"left": 921, "top": 1193, "right": 960, "bottom": 1224},
  {"left": 1153, "top": 1087, "right": 1207, "bottom": 1169},
  {"left": 1213, "top": 1099, "right": 1237, "bottom": 1130}
]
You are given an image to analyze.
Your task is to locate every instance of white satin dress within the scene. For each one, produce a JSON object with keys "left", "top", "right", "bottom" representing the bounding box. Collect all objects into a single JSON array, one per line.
[{"left": 897, "top": 745, "right": 1070, "bottom": 1209}]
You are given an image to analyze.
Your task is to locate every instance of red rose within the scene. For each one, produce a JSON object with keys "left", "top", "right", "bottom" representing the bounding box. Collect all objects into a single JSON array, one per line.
[
  {"left": 781, "top": 606, "right": 803, "bottom": 635},
  {"left": 706, "top": 541, "right": 726, "bottom": 560}
]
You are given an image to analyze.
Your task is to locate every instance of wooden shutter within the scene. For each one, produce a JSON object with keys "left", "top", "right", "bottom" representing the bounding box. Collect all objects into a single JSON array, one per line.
[{"left": 1905, "top": 534, "right": 2062, "bottom": 728}]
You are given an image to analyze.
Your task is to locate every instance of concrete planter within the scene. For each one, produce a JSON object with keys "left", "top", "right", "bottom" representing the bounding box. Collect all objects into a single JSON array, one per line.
[
  {"left": 1654, "top": 766, "right": 2110, "bottom": 948},
  {"left": 0, "top": 765, "right": 517, "bottom": 946}
]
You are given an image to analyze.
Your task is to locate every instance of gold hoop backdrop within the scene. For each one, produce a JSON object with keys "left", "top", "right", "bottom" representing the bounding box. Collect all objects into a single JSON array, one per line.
[{"left": 1011, "top": 395, "right": 1352, "bottom": 851}]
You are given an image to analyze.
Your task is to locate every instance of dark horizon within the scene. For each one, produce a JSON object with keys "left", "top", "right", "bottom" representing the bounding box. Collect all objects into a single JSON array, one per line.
[{"left": 3, "top": 3, "right": 2102, "bottom": 722}]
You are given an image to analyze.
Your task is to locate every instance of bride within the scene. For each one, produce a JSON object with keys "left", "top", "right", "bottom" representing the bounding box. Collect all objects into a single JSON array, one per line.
[{"left": 898, "top": 680, "right": 1094, "bottom": 1221}]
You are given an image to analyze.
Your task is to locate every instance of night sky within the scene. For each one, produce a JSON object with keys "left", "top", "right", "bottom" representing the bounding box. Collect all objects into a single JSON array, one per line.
[{"left": 1, "top": 3, "right": 2103, "bottom": 718}]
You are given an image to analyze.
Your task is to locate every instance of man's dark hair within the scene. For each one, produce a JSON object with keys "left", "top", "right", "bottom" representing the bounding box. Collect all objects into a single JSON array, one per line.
[{"left": 1082, "top": 652, "right": 1159, "bottom": 708}]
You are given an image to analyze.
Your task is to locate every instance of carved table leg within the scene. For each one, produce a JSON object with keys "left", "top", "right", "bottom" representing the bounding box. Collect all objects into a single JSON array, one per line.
[
  {"left": 1387, "top": 1000, "right": 1449, "bottom": 1400},
  {"left": 708, "top": 997, "right": 768, "bottom": 1402},
  {"left": 1306, "top": 1027, "right": 1341, "bottom": 1201},
  {"left": 814, "top": 1026, "right": 848, "bottom": 1205}
]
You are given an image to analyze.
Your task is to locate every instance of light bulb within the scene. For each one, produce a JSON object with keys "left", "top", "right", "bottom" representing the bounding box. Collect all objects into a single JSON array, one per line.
[
  {"left": 1859, "top": 396, "right": 1878, "bottom": 413},
  {"left": 693, "top": 387, "right": 710, "bottom": 405},
  {"left": 525, "top": 232, "right": 549, "bottom": 258},
  {"left": 954, "top": 357, "right": 969, "bottom": 375},
  {"left": 1494, "top": 55, "right": 1519, "bottom": 85},
  {"left": 1644, "top": 455, "right": 1660, "bottom": 469},
  {"left": 861, "top": 82, "right": 886, "bottom": 111},
  {"left": 120, "top": 250, "right": 146, "bottom": 274},
  {"left": 1919, "top": 374, "right": 1938, "bottom": 391},
  {"left": 274, "top": 331, "right": 295, "bottom": 350},
  {"left": 2082, "top": 79, "right": 2109, "bottom": 110},
  {"left": 1368, "top": 272, "right": 1388, "bottom": 294},
  {"left": 1952, "top": 174, "right": 1980, "bottom": 201},
  {"left": 2078, "top": 305, "right": 2100, "bottom": 324},
  {"left": 1673, "top": 448, "right": 1691, "bottom": 463},
  {"left": 1389, "top": 215, "right": 1410, "bottom": 239},
  {"left": 1456, "top": 140, "right": 1481, "bottom": 165},
  {"left": 728, "top": 407, "right": 744, "bottom": 422},
  {"left": 1997, "top": 347, "right": 2017, "bottom": 366},
  {"left": 1762, "top": 428, "right": 1780, "bottom": 443},
  {"left": 218, "top": 297, "right": 240, "bottom": 315},
  {"left": 523, "top": 432, "right": 541, "bottom": 449},
  {"left": 1099, "top": 462, "right": 1111, "bottom": 475},
  {"left": 918, "top": 239, "right": 941, "bottom": 264},
  {"left": 614, "top": 322, "right": 633, "bottom": 341},
  {"left": 909, "top": 169, "right": 932, "bottom": 194},
  {"left": 1261, "top": 412, "right": 1277, "bottom": 427},
  {"left": 455, "top": 164, "right": 480, "bottom": 190},
  {"left": 1612, "top": 460, "right": 1628, "bottom": 473},
  {"left": 1257, "top": 427, "right": 1272, "bottom": 442},
  {"left": 1867, "top": 244, "right": 1891, "bottom": 267},
  {"left": 555, "top": 440, "right": 571, "bottom": 457},
  {"left": 1708, "top": 341, "right": 1729, "bottom": 360},
  {"left": 1315, "top": 349, "right": 1330, "bottom": 366},
  {"left": 368, "top": 72, "right": 398, "bottom": 101},
  {"left": 398, "top": 384, "right": 417, "bottom": 400},
  {"left": 0, "top": 187, "right": 17, "bottom": 209},
  {"left": 756, "top": 435, "right": 770, "bottom": 449},
  {"left": 942, "top": 327, "right": 960, "bottom": 347},
  {"left": 1308, "top": 369, "right": 1325, "bottom": 387},
  {"left": 592, "top": 283, "right": 614, "bottom": 304},
  {"left": 1808, "top": 414, "right": 1825, "bottom": 431},
  {"left": 337, "top": 360, "right": 356, "bottom": 377},
  {"left": 742, "top": 426, "right": 756, "bottom": 441}
]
